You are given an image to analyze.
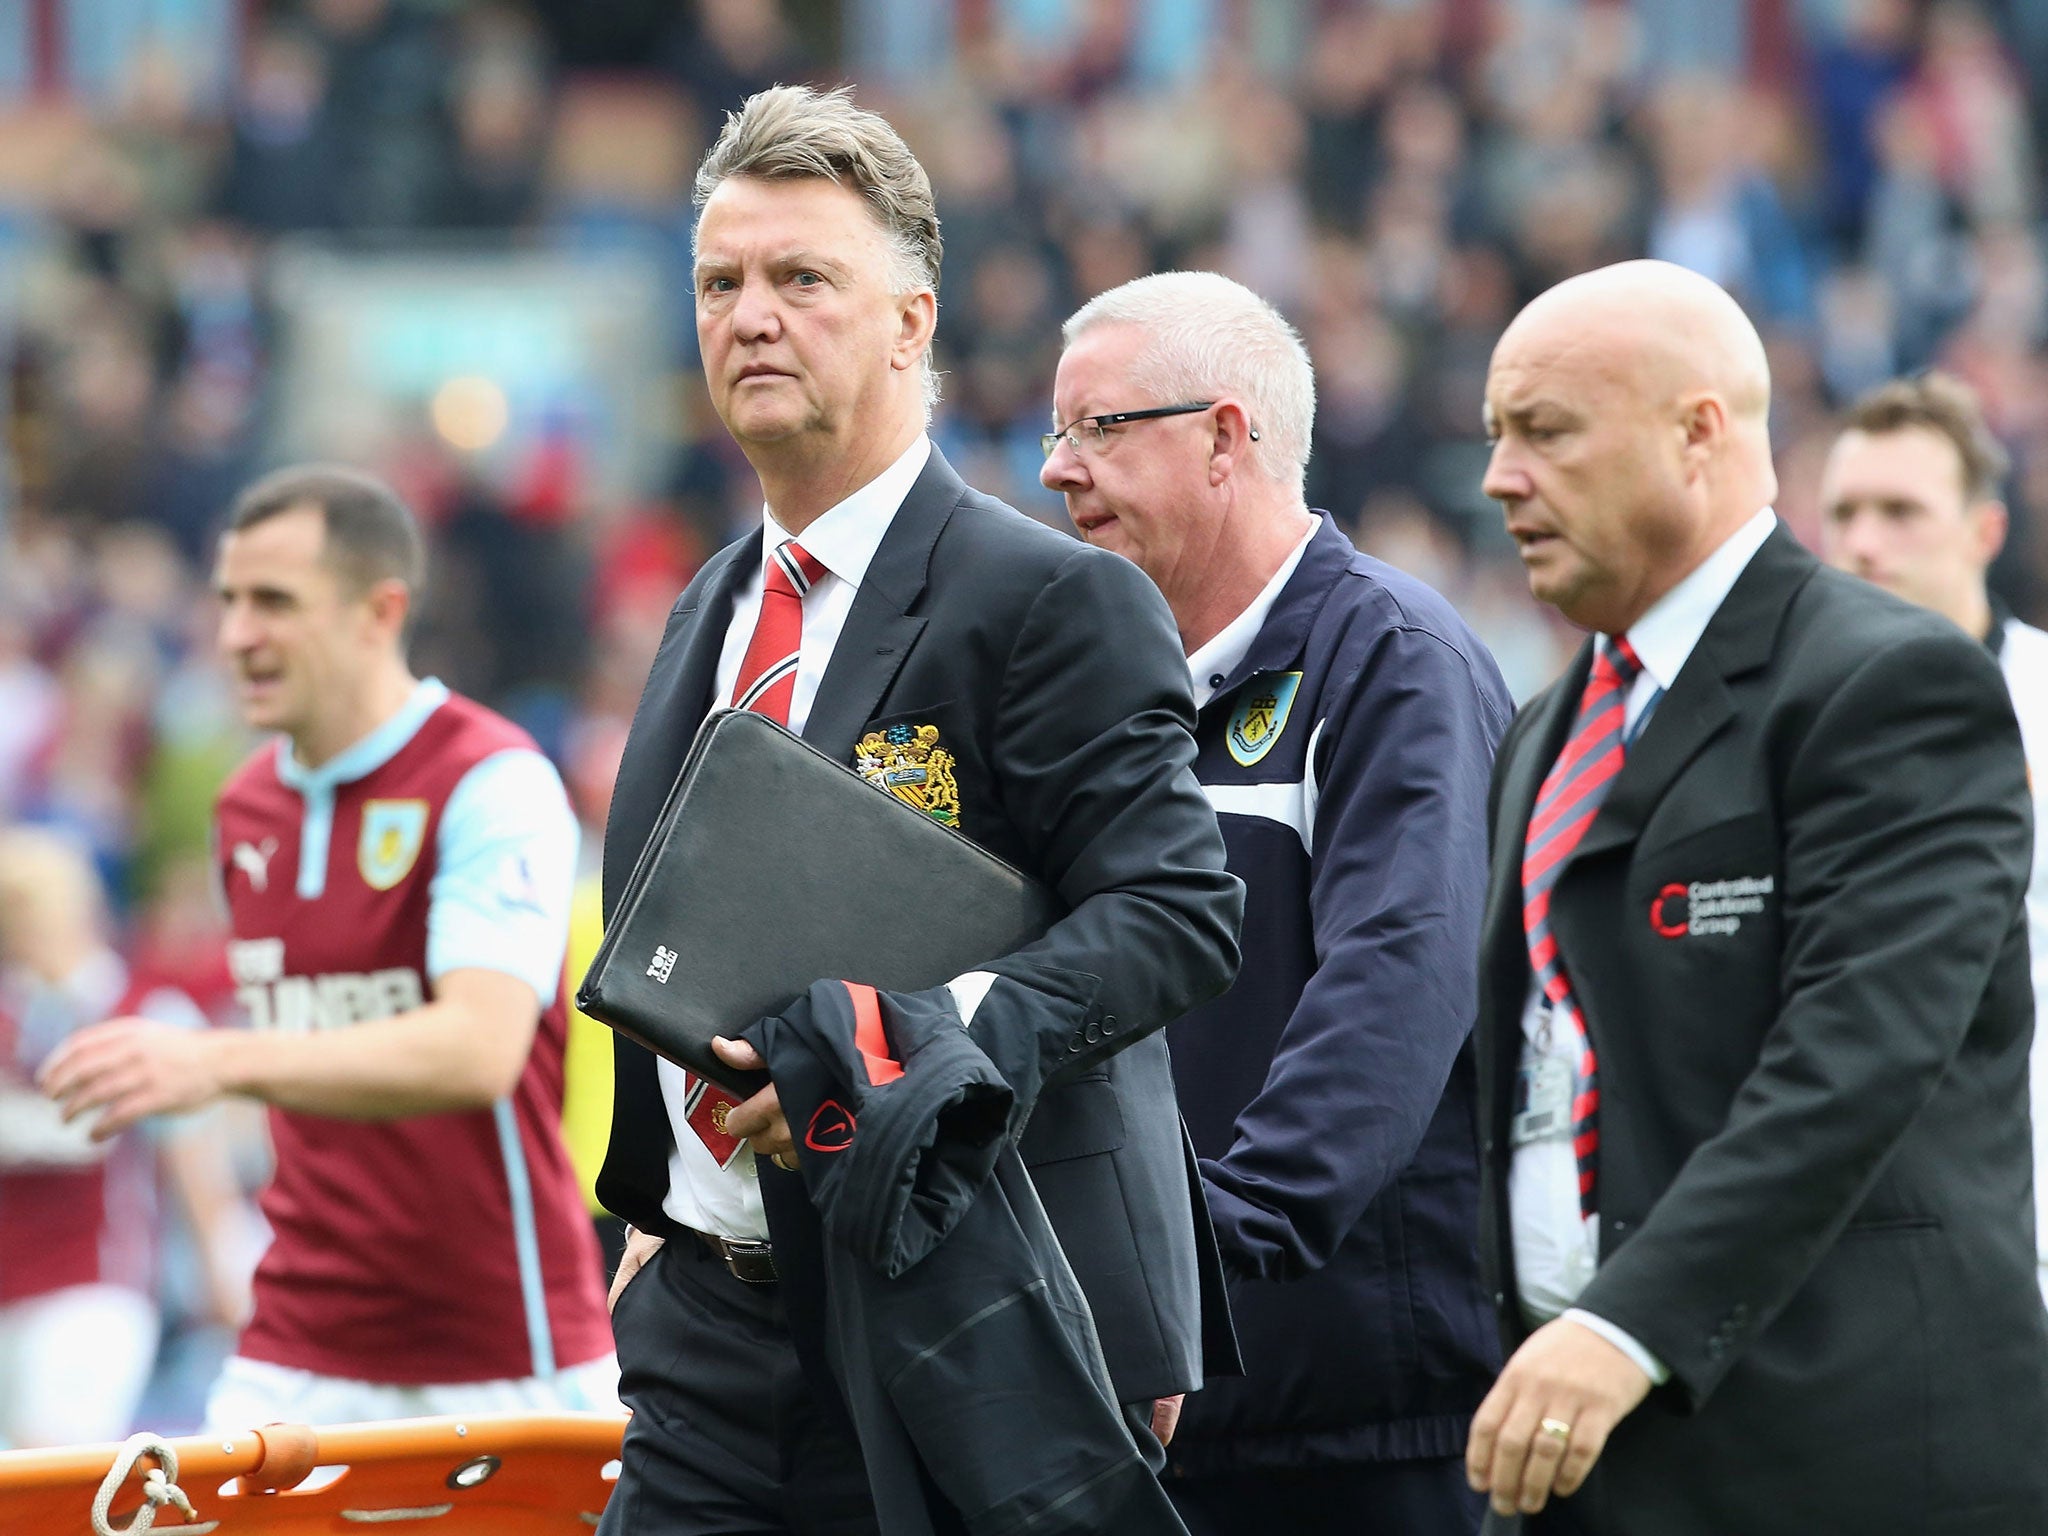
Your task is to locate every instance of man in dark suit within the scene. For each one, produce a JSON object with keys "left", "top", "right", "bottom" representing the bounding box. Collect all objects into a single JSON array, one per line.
[
  {"left": 1466, "top": 258, "right": 2048, "bottom": 1535},
  {"left": 1818, "top": 372, "right": 2048, "bottom": 1310},
  {"left": 1041, "top": 269, "right": 1509, "bottom": 1535},
  {"left": 593, "top": 86, "right": 1243, "bottom": 1536}
]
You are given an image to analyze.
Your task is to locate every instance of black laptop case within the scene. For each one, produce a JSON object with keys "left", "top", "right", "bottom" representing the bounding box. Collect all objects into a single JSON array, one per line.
[{"left": 576, "top": 708, "right": 1061, "bottom": 1096}]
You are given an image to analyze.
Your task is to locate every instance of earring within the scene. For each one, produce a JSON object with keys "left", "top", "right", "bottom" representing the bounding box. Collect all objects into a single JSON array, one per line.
[{"left": 1249, "top": 429, "right": 1261, "bottom": 440}]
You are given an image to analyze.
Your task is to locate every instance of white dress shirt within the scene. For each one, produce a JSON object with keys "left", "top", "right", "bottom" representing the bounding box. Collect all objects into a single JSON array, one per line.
[
  {"left": 1187, "top": 519, "right": 1317, "bottom": 709},
  {"left": 1510, "top": 505, "right": 1778, "bottom": 1379},
  {"left": 658, "top": 434, "right": 932, "bottom": 1241}
]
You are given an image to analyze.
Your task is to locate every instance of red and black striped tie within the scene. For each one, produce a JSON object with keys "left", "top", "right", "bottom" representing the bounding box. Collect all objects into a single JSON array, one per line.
[
  {"left": 1522, "top": 635, "right": 1643, "bottom": 1219},
  {"left": 683, "top": 537, "right": 827, "bottom": 1167}
]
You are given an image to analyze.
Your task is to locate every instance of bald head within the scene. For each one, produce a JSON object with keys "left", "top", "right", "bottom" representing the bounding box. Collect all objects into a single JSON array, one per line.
[
  {"left": 1505, "top": 260, "right": 1773, "bottom": 429},
  {"left": 1483, "top": 261, "right": 1778, "bottom": 633}
]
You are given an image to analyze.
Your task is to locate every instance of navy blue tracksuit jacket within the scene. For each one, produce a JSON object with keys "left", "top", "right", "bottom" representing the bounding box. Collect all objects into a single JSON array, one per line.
[{"left": 1168, "top": 514, "right": 1513, "bottom": 1476}]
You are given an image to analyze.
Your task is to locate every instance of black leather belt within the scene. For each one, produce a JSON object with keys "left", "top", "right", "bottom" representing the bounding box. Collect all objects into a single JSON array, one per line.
[{"left": 690, "top": 1228, "right": 778, "bottom": 1284}]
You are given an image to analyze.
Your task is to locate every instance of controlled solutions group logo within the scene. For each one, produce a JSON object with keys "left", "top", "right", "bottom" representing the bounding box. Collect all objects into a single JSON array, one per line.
[{"left": 1651, "top": 875, "right": 1775, "bottom": 938}]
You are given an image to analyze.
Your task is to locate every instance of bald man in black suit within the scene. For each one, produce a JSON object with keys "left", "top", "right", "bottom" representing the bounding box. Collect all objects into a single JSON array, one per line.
[{"left": 1466, "top": 259, "right": 2048, "bottom": 1536}]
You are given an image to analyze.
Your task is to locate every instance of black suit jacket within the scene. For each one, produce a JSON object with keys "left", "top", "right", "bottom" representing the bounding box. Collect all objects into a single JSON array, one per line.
[
  {"left": 597, "top": 446, "right": 1245, "bottom": 1402},
  {"left": 1477, "top": 526, "right": 2048, "bottom": 1535}
]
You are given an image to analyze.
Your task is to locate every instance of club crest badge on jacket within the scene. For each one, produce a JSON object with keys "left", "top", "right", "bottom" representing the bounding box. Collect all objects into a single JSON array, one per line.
[
  {"left": 359, "top": 799, "right": 429, "bottom": 890},
  {"left": 1228, "top": 671, "right": 1303, "bottom": 766},
  {"left": 855, "top": 723, "right": 961, "bottom": 828}
]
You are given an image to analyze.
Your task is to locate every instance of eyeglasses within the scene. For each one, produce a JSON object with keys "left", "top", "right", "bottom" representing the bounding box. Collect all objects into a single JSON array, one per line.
[{"left": 1041, "top": 401, "right": 1217, "bottom": 460}]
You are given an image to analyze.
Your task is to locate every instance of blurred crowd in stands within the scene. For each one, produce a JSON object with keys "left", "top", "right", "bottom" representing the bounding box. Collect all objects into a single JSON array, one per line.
[{"left": 2, "top": 0, "right": 2047, "bottom": 1440}]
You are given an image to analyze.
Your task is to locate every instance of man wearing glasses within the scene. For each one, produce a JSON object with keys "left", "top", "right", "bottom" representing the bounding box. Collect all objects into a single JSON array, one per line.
[{"left": 1043, "top": 271, "right": 1512, "bottom": 1536}]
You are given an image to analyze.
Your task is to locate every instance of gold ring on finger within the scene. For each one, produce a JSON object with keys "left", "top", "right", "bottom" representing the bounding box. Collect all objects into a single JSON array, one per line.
[{"left": 1539, "top": 1417, "right": 1573, "bottom": 1443}]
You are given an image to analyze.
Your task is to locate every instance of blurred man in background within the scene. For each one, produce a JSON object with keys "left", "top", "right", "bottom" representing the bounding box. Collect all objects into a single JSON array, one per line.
[
  {"left": 1819, "top": 370, "right": 2048, "bottom": 1305},
  {"left": 1042, "top": 269, "right": 1510, "bottom": 1535},
  {"left": 0, "top": 826, "right": 244, "bottom": 1448},
  {"left": 1469, "top": 260, "right": 2047, "bottom": 1533},
  {"left": 40, "top": 465, "right": 617, "bottom": 1430}
]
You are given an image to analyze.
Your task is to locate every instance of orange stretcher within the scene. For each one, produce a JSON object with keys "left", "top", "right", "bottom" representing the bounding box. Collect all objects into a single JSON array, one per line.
[{"left": 0, "top": 1412, "right": 626, "bottom": 1534}]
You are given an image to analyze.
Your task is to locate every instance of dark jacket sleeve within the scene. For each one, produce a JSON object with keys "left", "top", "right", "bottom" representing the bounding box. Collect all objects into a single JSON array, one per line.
[
  {"left": 1201, "top": 623, "right": 1510, "bottom": 1279},
  {"left": 967, "top": 545, "right": 1244, "bottom": 1102},
  {"left": 1577, "top": 629, "right": 2033, "bottom": 1404}
]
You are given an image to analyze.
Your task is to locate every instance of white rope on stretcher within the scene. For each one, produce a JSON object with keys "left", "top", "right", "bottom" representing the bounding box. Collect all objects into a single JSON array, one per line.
[{"left": 90, "top": 1433, "right": 220, "bottom": 1536}]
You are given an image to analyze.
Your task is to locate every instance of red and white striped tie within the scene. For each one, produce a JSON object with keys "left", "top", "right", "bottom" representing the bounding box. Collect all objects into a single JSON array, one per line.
[
  {"left": 683, "top": 537, "right": 827, "bottom": 1167},
  {"left": 1522, "top": 634, "right": 1643, "bottom": 1219}
]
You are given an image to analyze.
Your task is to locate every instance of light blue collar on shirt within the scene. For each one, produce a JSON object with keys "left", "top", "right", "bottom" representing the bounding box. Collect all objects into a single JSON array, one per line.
[
  {"left": 274, "top": 677, "right": 449, "bottom": 897},
  {"left": 276, "top": 677, "right": 449, "bottom": 793}
]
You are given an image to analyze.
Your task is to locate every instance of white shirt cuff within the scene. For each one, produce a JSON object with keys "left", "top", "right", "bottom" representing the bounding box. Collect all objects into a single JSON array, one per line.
[
  {"left": 946, "top": 970, "right": 998, "bottom": 1026},
  {"left": 1563, "top": 1307, "right": 1672, "bottom": 1386}
]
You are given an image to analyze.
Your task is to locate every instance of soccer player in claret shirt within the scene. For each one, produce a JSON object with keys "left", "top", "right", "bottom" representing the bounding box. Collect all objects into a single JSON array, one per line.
[{"left": 40, "top": 465, "right": 618, "bottom": 1428}]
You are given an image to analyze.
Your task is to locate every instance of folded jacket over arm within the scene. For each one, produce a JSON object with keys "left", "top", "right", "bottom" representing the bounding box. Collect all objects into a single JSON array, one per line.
[{"left": 745, "top": 978, "right": 1189, "bottom": 1536}]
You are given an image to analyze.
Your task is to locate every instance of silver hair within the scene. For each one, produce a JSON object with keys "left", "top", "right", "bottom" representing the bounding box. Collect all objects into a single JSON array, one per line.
[
  {"left": 1061, "top": 271, "right": 1315, "bottom": 493},
  {"left": 695, "top": 84, "right": 941, "bottom": 414}
]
